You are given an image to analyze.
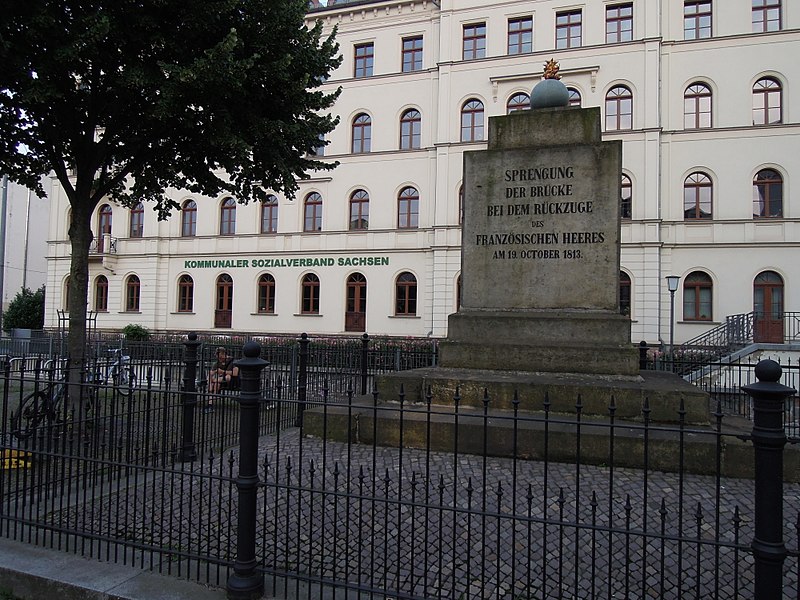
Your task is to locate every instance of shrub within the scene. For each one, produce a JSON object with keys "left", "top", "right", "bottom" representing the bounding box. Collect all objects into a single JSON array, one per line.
[
  {"left": 122, "top": 324, "right": 151, "bottom": 341},
  {"left": 2, "top": 286, "right": 45, "bottom": 332}
]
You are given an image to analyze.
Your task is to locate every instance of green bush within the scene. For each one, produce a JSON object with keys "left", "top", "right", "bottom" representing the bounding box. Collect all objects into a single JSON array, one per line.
[
  {"left": 122, "top": 323, "right": 151, "bottom": 341},
  {"left": 2, "top": 286, "right": 45, "bottom": 332}
]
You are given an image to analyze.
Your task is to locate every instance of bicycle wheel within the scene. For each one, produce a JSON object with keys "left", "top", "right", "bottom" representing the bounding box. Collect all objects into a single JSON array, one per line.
[
  {"left": 12, "top": 390, "right": 51, "bottom": 440},
  {"left": 116, "top": 367, "right": 136, "bottom": 396}
]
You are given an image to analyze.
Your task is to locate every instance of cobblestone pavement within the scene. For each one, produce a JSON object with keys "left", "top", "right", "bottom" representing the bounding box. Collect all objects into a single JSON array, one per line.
[
  {"left": 243, "top": 428, "right": 800, "bottom": 600},
  {"left": 38, "top": 421, "right": 800, "bottom": 600}
]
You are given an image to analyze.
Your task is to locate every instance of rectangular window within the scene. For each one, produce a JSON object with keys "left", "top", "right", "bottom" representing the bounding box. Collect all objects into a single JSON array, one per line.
[
  {"left": 507, "top": 17, "right": 533, "bottom": 55},
  {"left": 402, "top": 36, "right": 423, "bottom": 72},
  {"left": 463, "top": 23, "right": 486, "bottom": 60},
  {"left": 606, "top": 4, "right": 633, "bottom": 43},
  {"left": 752, "top": 0, "right": 781, "bottom": 32},
  {"left": 354, "top": 43, "right": 374, "bottom": 78},
  {"left": 556, "top": 10, "right": 582, "bottom": 49},
  {"left": 684, "top": 1, "right": 712, "bottom": 40}
]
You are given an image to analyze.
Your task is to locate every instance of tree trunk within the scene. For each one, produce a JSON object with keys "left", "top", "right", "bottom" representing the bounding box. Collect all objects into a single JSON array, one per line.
[{"left": 66, "top": 203, "right": 94, "bottom": 409}]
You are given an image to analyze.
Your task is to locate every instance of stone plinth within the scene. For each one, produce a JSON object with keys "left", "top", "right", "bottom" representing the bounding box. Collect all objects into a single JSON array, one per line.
[{"left": 443, "top": 106, "right": 638, "bottom": 376}]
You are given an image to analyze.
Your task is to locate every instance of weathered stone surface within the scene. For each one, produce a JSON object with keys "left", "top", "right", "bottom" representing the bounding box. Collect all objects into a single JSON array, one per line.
[
  {"left": 443, "top": 105, "right": 635, "bottom": 375},
  {"left": 375, "top": 367, "right": 710, "bottom": 425}
]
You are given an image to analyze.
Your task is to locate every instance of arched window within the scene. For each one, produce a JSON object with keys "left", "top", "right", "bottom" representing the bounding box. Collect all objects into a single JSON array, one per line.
[
  {"left": 97, "top": 204, "right": 112, "bottom": 252},
  {"left": 181, "top": 200, "right": 197, "bottom": 237},
  {"left": 683, "top": 172, "right": 712, "bottom": 220},
  {"left": 129, "top": 202, "right": 144, "bottom": 238},
  {"left": 98, "top": 204, "right": 112, "bottom": 236},
  {"left": 567, "top": 88, "right": 581, "bottom": 107},
  {"left": 301, "top": 273, "right": 320, "bottom": 314},
  {"left": 349, "top": 189, "right": 369, "bottom": 230},
  {"left": 257, "top": 274, "right": 276, "bottom": 314},
  {"left": 753, "top": 77, "right": 782, "bottom": 125},
  {"left": 398, "top": 186, "right": 419, "bottom": 229},
  {"left": 395, "top": 272, "right": 417, "bottom": 316},
  {"left": 400, "top": 109, "right": 421, "bottom": 150},
  {"left": 304, "top": 192, "right": 323, "bottom": 232},
  {"left": 125, "top": 275, "right": 140, "bottom": 312},
  {"left": 619, "top": 272, "right": 631, "bottom": 316},
  {"left": 460, "top": 99, "right": 484, "bottom": 142},
  {"left": 352, "top": 113, "right": 372, "bottom": 153},
  {"left": 261, "top": 194, "right": 278, "bottom": 234},
  {"left": 220, "top": 197, "right": 236, "bottom": 235},
  {"left": 683, "top": 272, "right": 712, "bottom": 321},
  {"left": 684, "top": 83, "right": 712, "bottom": 129},
  {"left": 605, "top": 86, "right": 633, "bottom": 131},
  {"left": 620, "top": 174, "right": 632, "bottom": 220},
  {"left": 506, "top": 93, "right": 530, "bottom": 114},
  {"left": 753, "top": 169, "right": 783, "bottom": 218},
  {"left": 178, "top": 274, "right": 194, "bottom": 312},
  {"left": 95, "top": 275, "right": 108, "bottom": 312}
]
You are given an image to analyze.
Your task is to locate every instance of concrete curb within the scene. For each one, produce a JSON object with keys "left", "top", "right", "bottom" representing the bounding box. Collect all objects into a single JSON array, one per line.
[{"left": 0, "top": 537, "right": 227, "bottom": 600}]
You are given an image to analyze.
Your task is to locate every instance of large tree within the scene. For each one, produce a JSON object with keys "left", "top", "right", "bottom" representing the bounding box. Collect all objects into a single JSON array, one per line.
[{"left": 0, "top": 0, "right": 340, "bottom": 376}]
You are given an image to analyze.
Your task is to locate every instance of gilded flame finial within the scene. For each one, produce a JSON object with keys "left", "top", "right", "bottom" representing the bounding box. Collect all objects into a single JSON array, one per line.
[{"left": 543, "top": 59, "right": 561, "bottom": 80}]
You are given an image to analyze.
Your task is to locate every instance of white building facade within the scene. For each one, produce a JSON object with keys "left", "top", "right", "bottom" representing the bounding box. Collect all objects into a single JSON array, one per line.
[
  {"left": 2, "top": 177, "right": 49, "bottom": 313},
  {"left": 44, "top": 0, "right": 800, "bottom": 346}
]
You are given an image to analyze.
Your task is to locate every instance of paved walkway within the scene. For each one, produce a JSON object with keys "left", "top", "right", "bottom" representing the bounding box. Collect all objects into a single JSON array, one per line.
[{"left": 2, "top": 422, "right": 799, "bottom": 599}]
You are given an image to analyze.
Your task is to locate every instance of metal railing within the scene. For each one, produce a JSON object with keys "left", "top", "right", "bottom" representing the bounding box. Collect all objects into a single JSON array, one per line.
[{"left": 0, "top": 341, "right": 797, "bottom": 599}]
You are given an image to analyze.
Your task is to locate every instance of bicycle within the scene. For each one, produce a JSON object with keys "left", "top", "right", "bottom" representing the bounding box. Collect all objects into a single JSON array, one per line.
[
  {"left": 12, "top": 368, "right": 72, "bottom": 440},
  {"left": 88, "top": 348, "right": 136, "bottom": 396},
  {"left": 12, "top": 351, "right": 135, "bottom": 440}
]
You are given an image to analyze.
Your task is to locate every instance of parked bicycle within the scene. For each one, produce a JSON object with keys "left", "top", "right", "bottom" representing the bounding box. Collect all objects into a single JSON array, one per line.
[
  {"left": 12, "top": 350, "right": 135, "bottom": 440},
  {"left": 88, "top": 348, "right": 136, "bottom": 394}
]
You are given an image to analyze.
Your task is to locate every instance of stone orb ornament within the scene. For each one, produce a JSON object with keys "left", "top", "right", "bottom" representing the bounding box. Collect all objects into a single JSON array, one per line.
[{"left": 530, "top": 58, "right": 570, "bottom": 109}]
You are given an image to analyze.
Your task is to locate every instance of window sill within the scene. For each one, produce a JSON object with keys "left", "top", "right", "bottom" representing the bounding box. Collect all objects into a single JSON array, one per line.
[
  {"left": 252, "top": 312, "right": 278, "bottom": 316},
  {"left": 293, "top": 313, "right": 323, "bottom": 317},
  {"left": 678, "top": 320, "right": 720, "bottom": 325},
  {"left": 171, "top": 311, "right": 195, "bottom": 315},
  {"left": 389, "top": 315, "right": 421, "bottom": 319}
]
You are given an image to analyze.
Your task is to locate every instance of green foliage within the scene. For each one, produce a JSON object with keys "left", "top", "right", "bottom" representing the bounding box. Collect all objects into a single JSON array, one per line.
[
  {"left": 0, "top": 0, "right": 341, "bottom": 361},
  {"left": 0, "top": 0, "right": 341, "bottom": 207},
  {"left": 122, "top": 324, "right": 151, "bottom": 341},
  {"left": 2, "top": 286, "right": 45, "bottom": 332}
]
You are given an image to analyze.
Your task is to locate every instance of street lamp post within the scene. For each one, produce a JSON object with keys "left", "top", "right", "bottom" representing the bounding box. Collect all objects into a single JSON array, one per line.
[{"left": 666, "top": 275, "right": 680, "bottom": 371}]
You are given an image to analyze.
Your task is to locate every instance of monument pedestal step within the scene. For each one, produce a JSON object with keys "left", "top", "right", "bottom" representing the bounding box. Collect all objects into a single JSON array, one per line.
[
  {"left": 302, "top": 399, "right": 800, "bottom": 481},
  {"left": 442, "top": 310, "right": 639, "bottom": 375},
  {"left": 374, "top": 367, "right": 709, "bottom": 425}
]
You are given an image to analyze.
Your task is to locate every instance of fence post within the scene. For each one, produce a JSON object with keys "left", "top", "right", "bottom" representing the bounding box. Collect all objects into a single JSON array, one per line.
[
  {"left": 178, "top": 332, "right": 201, "bottom": 463},
  {"left": 227, "top": 341, "right": 267, "bottom": 600},
  {"left": 360, "top": 333, "right": 369, "bottom": 395},
  {"left": 741, "top": 359, "right": 796, "bottom": 600},
  {"left": 295, "top": 333, "right": 309, "bottom": 428},
  {"left": 638, "top": 341, "right": 648, "bottom": 370}
]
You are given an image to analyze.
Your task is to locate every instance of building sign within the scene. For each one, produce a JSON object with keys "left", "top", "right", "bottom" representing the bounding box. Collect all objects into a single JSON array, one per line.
[{"left": 183, "top": 255, "right": 390, "bottom": 270}]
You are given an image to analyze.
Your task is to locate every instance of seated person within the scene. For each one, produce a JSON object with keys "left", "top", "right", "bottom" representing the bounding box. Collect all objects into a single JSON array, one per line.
[{"left": 208, "top": 347, "right": 239, "bottom": 394}]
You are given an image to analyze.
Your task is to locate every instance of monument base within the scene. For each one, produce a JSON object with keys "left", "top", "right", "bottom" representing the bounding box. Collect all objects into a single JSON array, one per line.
[
  {"left": 440, "top": 309, "right": 639, "bottom": 376},
  {"left": 374, "top": 367, "right": 709, "bottom": 425}
]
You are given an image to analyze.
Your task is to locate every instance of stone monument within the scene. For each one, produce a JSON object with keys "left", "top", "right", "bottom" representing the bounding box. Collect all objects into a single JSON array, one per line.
[
  {"left": 375, "top": 59, "right": 707, "bottom": 425},
  {"left": 306, "top": 61, "right": 711, "bottom": 470},
  {"left": 440, "top": 59, "right": 636, "bottom": 377}
]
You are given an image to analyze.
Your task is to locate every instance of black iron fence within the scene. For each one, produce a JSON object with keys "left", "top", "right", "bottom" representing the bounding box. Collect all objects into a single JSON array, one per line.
[
  {"left": 639, "top": 344, "right": 800, "bottom": 438},
  {"left": 0, "top": 336, "right": 798, "bottom": 599}
]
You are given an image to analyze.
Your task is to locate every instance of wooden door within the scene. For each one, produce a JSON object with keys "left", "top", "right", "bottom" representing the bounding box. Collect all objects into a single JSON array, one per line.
[
  {"left": 754, "top": 271, "right": 783, "bottom": 343},
  {"left": 215, "top": 274, "right": 233, "bottom": 328},
  {"left": 345, "top": 273, "right": 367, "bottom": 332}
]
